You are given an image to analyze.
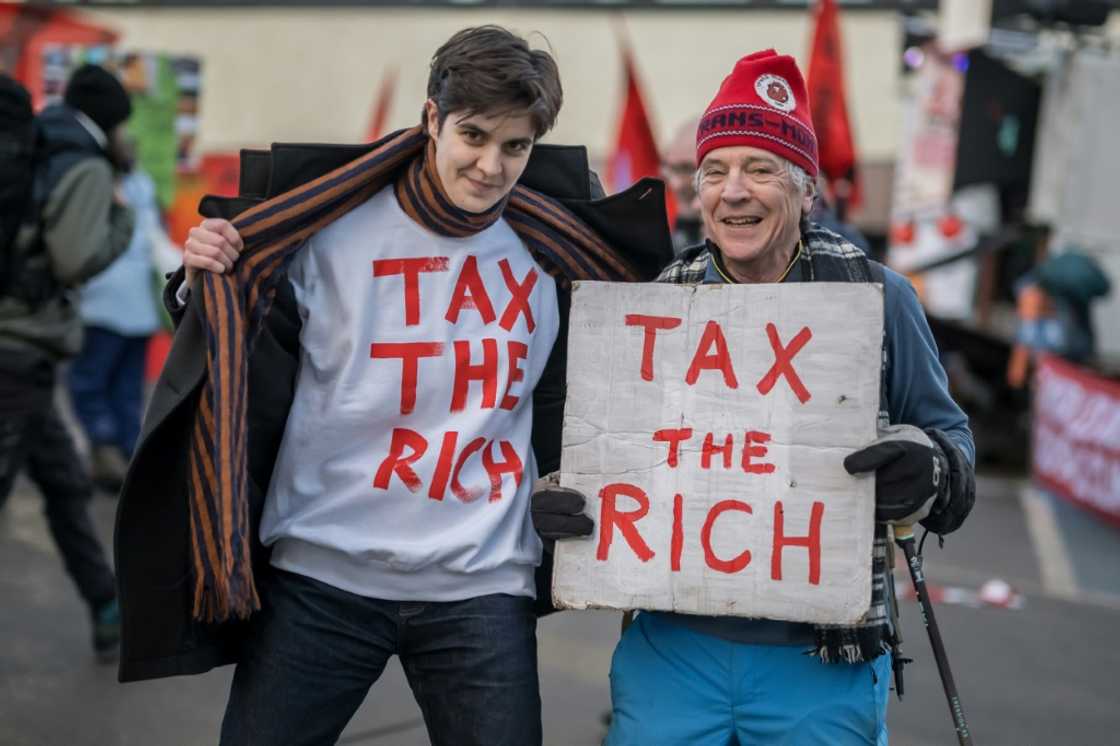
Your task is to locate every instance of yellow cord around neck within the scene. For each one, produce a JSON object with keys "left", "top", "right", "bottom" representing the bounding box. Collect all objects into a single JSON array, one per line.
[{"left": 712, "top": 240, "right": 803, "bottom": 284}]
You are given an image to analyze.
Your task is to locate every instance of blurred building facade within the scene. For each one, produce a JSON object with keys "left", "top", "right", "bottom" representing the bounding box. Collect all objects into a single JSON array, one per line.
[{"left": 83, "top": 7, "right": 902, "bottom": 224}]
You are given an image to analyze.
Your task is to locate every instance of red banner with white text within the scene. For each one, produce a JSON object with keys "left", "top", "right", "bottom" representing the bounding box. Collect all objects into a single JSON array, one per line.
[{"left": 1032, "top": 355, "right": 1120, "bottom": 528}]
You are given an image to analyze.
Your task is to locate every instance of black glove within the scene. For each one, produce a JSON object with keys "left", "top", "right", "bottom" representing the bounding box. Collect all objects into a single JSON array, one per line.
[
  {"left": 844, "top": 425, "right": 949, "bottom": 525},
  {"left": 531, "top": 485, "right": 594, "bottom": 549},
  {"left": 920, "top": 428, "right": 975, "bottom": 535}
]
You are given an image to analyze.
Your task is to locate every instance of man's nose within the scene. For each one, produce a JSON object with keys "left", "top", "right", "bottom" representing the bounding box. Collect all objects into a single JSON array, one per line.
[
  {"left": 477, "top": 146, "right": 502, "bottom": 178},
  {"left": 720, "top": 173, "right": 751, "bottom": 203}
]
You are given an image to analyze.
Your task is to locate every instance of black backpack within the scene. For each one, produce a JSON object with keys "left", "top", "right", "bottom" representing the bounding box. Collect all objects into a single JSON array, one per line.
[{"left": 0, "top": 74, "right": 37, "bottom": 298}]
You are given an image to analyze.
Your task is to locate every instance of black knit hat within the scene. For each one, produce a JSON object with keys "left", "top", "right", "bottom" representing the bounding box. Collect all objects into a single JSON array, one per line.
[{"left": 64, "top": 64, "right": 132, "bottom": 134}]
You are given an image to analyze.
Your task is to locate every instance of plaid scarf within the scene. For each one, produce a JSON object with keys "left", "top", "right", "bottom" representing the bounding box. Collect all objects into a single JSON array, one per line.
[
  {"left": 658, "top": 226, "right": 895, "bottom": 663},
  {"left": 187, "top": 126, "right": 639, "bottom": 622}
]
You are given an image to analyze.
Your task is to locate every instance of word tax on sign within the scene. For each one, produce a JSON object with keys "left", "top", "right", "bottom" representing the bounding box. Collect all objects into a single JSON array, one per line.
[{"left": 552, "top": 281, "right": 883, "bottom": 625}]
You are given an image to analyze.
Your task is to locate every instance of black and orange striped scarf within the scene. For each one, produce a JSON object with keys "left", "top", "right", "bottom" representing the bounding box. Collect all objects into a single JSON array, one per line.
[{"left": 188, "top": 126, "right": 638, "bottom": 622}]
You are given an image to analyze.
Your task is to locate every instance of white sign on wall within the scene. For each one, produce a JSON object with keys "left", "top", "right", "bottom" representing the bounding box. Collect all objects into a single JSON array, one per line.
[{"left": 552, "top": 281, "right": 882, "bottom": 625}]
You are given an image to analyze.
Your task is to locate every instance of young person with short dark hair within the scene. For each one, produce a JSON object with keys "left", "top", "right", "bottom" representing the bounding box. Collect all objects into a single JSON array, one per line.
[{"left": 114, "top": 26, "right": 670, "bottom": 745}]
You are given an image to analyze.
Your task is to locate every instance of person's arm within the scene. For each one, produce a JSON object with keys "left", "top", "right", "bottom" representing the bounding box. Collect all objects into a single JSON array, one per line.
[
  {"left": 162, "top": 266, "right": 190, "bottom": 328},
  {"left": 42, "top": 158, "right": 134, "bottom": 285},
  {"left": 149, "top": 219, "right": 184, "bottom": 277},
  {"left": 883, "top": 268, "right": 975, "bottom": 464},
  {"left": 881, "top": 268, "right": 976, "bottom": 535}
]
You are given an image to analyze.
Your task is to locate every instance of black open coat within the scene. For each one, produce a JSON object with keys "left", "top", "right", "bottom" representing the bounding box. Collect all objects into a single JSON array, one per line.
[{"left": 114, "top": 140, "right": 672, "bottom": 682}]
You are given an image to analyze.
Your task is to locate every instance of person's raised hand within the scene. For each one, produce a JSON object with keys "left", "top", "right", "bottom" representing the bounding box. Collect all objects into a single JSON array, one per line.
[{"left": 183, "top": 218, "right": 243, "bottom": 284}]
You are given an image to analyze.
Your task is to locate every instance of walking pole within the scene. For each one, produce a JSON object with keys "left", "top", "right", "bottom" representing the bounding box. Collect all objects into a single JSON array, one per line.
[{"left": 894, "top": 525, "right": 974, "bottom": 746}]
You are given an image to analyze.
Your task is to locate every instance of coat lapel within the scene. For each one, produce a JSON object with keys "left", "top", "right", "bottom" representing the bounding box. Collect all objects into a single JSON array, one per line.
[{"left": 136, "top": 289, "right": 208, "bottom": 446}]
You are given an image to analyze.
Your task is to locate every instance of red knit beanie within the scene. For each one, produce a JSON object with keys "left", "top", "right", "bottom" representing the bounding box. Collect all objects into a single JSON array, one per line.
[{"left": 696, "top": 49, "right": 818, "bottom": 177}]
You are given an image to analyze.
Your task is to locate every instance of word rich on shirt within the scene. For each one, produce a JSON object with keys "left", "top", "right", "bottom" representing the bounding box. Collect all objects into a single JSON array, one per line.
[{"left": 262, "top": 187, "right": 559, "bottom": 602}]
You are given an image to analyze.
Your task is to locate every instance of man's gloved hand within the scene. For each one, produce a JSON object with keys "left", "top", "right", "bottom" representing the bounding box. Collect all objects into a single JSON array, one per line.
[
  {"left": 844, "top": 425, "right": 949, "bottom": 526},
  {"left": 531, "top": 477, "right": 594, "bottom": 550}
]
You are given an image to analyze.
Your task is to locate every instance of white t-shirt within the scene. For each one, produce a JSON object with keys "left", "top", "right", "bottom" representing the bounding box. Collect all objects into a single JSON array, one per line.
[{"left": 262, "top": 185, "right": 560, "bottom": 601}]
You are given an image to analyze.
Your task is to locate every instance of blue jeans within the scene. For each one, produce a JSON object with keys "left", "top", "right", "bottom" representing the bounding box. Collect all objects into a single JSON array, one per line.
[
  {"left": 68, "top": 324, "right": 148, "bottom": 452},
  {"left": 220, "top": 568, "right": 541, "bottom": 746},
  {"left": 607, "top": 612, "right": 891, "bottom": 746},
  {"left": 67, "top": 326, "right": 148, "bottom": 456}
]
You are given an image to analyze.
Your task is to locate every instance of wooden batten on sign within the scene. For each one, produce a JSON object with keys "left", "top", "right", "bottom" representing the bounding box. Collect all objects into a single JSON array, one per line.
[{"left": 552, "top": 281, "right": 883, "bottom": 625}]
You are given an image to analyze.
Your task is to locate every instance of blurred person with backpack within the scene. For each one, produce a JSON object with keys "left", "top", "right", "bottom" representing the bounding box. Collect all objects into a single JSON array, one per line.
[{"left": 0, "top": 66, "right": 135, "bottom": 661}]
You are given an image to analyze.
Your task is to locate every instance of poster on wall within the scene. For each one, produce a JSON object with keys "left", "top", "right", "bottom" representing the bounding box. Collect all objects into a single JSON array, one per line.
[
  {"left": 552, "top": 282, "right": 881, "bottom": 624},
  {"left": 37, "top": 45, "right": 202, "bottom": 208}
]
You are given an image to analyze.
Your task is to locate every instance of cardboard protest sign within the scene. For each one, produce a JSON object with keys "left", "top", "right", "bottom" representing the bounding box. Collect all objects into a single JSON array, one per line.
[{"left": 552, "top": 281, "right": 882, "bottom": 625}]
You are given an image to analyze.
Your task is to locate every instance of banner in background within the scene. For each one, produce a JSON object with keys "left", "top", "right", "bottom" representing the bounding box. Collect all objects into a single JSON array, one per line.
[
  {"left": 885, "top": 47, "right": 989, "bottom": 320},
  {"left": 807, "top": 0, "right": 861, "bottom": 209},
  {"left": 888, "top": 48, "right": 963, "bottom": 222},
  {"left": 606, "top": 46, "right": 660, "bottom": 195},
  {"left": 1033, "top": 355, "right": 1120, "bottom": 527},
  {"left": 365, "top": 68, "right": 396, "bottom": 142}
]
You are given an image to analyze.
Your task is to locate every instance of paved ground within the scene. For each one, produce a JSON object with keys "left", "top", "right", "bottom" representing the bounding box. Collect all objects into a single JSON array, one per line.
[{"left": 2, "top": 470, "right": 1118, "bottom": 745}]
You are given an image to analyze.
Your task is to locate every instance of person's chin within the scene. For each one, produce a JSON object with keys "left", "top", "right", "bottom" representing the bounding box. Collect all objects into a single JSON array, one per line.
[
  {"left": 448, "top": 196, "right": 485, "bottom": 213},
  {"left": 452, "top": 187, "right": 504, "bottom": 214},
  {"left": 714, "top": 234, "right": 764, "bottom": 262}
]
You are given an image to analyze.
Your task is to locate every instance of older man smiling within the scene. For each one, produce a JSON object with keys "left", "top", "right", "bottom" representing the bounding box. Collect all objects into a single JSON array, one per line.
[{"left": 605, "top": 49, "right": 977, "bottom": 746}]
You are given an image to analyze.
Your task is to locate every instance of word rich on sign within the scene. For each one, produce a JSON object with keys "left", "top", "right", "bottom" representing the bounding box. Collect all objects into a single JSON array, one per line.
[{"left": 552, "top": 281, "right": 883, "bottom": 625}]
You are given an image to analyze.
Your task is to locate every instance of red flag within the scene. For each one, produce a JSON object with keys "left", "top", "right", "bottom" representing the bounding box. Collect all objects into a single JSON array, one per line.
[
  {"left": 606, "top": 47, "right": 661, "bottom": 195},
  {"left": 807, "top": 0, "right": 861, "bottom": 210},
  {"left": 365, "top": 68, "right": 397, "bottom": 142}
]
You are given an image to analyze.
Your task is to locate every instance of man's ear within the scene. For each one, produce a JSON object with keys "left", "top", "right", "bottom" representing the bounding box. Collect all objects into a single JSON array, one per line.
[
  {"left": 802, "top": 179, "right": 817, "bottom": 215},
  {"left": 424, "top": 100, "right": 440, "bottom": 140}
]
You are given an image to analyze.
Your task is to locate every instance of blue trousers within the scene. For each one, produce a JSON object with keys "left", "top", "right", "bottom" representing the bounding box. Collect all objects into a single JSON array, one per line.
[
  {"left": 607, "top": 612, "right": 891, "bottom": 746},
  {"left": 67, "top": 326, "right": 148, "bottom": 456},
  {"left": 220, "top": 568, "right": 542, "bottom": 746}
]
